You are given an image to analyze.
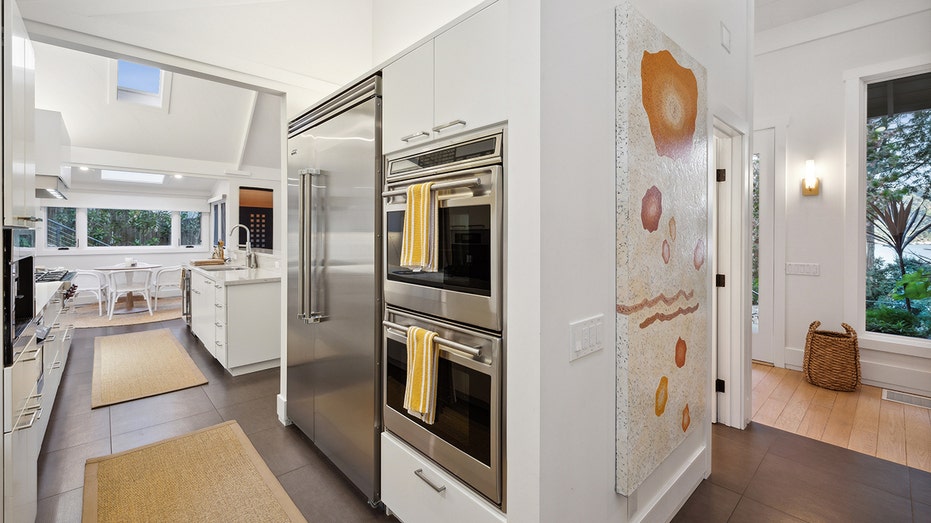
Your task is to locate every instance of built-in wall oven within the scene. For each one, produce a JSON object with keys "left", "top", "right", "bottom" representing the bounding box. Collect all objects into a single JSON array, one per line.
[
  {"left": 383, "top": 129, "right": 503, "bottom": 332},
  {"left": 3, "top": 227, "right": 36, "bottom": 366},
  {"left": 382, "top": 307, "right": 503, "bottom": 506}
]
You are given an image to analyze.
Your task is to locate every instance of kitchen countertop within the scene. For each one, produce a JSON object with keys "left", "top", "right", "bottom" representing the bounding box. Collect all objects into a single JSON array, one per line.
[{"left": 187, "top": 265, "right": 281, "bottom": 286}]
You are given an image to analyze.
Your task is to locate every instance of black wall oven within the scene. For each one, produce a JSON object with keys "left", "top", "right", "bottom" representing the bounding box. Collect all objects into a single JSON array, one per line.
[
  {"left": 382, "top": 307, "right": 503, "bottom": 506},
  {"left": 3, "top": 227, "right": 35, "bottom": 366},
  {"left": 383, "top": 129, "right": 503, "bottom": 332}
]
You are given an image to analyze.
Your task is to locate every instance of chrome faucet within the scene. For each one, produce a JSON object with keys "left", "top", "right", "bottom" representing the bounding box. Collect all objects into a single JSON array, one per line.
[{"left": 229, "top": 224, "right": 257, "bottom": 269}]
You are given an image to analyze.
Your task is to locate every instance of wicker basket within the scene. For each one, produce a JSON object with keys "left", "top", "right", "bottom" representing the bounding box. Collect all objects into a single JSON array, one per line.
[{"left": 803, "top": 321, "right": 861, "bottom": 391}]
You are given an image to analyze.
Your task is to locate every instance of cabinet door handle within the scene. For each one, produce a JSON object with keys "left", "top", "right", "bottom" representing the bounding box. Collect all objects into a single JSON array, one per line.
[
  {"left": 51, "top": 361, "right": 62, "bottom": 369},
  {"left": 192, "top": 289, "right": 201, "bottom": 295},
  {"left": 215, "top": 322, "right": 223, "bottom": 328},
  {"left": 215, "top": 304, "right": 223, "bottom": 309},
  {"left": 215, "top": 284, "right": 222, "bottom": 289},
  {"left": 413, "top": 469, "right": 446, "bottom": 493},
  {"left": 215, "top": 341, "right": 223, "bottom": 346},
  {"left": 432, "top": 119, "right": 466, "bottom": 133},
  {"left": 400, "top": 131, "right": 430, "bottom": 142}
]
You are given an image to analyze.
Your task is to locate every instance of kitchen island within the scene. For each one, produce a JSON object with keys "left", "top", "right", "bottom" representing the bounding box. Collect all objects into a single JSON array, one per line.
[{"left": 187, "top": 264, "right": 281, "bottom": 375}]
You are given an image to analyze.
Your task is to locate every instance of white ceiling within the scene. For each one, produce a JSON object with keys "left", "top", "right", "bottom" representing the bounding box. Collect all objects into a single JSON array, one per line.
[
  {"left": 754, "top": 0, "right": 865, "bottom": 32},
  {"left": 23, "top": 0, "right": 483, "bottom": 196}
]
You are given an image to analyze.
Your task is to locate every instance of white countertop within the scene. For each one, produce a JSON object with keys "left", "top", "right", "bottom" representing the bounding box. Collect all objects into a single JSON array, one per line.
[
  {"left": 36, "top": 281, "right": 65, "bottom": 313},
  {"left": 187, "top": 265, "right": 281, "bottom": 285}
]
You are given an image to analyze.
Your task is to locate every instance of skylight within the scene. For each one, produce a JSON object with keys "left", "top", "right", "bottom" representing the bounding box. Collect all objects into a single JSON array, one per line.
[
  {"left": 117, "top": 60, "right": 161, "bottom": 94},
  {"left": 112, "top": 59, "right": 171, "bottom": 109},
  {"left": 100, "top": 170, "right": 165, "bottom": 184}
]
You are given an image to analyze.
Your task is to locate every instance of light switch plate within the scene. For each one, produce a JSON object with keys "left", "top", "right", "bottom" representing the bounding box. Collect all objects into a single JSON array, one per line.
[
  {"left": 785, "top": 262, "right": 820, "bottom": 276},
  {"left": 569, "top": 314, "right": 604, "bottom": 362}
]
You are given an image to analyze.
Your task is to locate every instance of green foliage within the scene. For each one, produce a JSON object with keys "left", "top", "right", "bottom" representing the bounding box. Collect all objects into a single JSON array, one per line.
[
  {"left": 865, "top": 306, "right": 929, "bottom": 338},
  {"left": 891, "top": 269, "right": 931, "bottom": 301},
  {"left": 86, "top": 208, "right": 171, "bottom": 247},
  {"left": 866, "top": 109, "right": 931, "bottom": 207}
]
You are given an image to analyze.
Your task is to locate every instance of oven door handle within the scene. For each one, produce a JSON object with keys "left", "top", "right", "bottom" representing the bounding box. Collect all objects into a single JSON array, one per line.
[
  {"left": 383, "top": 320, "right": 482, "bottom": 359},
  {"left": 381, "top": 177, "right": 481, "bottom": 198}
]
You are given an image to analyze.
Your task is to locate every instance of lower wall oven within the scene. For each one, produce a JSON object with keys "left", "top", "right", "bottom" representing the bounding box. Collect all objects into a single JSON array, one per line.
[{"left": 382, "top": 307, "right": 503, "bottom": 506}]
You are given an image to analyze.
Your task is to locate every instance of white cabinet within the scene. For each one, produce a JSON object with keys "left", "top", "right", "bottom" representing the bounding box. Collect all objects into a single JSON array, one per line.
[
  {"left": 36, "top": 292, "right": 75, "bottom": 445},
  {"left": 190, "top": 271, "right": 216, "bottom": 354},
  {"left": 3, "top": 0, "right": 38, "bottom": 225},
  {"left": 189, "top": 268, "right": 280, "bottom": 375},
  {"left": 382, "top": 0, "right": 507, "bottom": 154},
  {"left": 382, "top": 432, "right": 506, "bottom": 523},
  {"left": 383, "top": 41, "right": 435, "bottom": 150}
]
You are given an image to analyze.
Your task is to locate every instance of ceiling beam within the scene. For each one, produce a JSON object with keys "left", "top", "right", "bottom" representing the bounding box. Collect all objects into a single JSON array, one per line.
[{"left": 232, "top": 90, "right": 259, "bottom": 173}]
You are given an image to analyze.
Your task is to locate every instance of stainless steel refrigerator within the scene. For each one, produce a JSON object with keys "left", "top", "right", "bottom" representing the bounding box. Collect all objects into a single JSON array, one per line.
[{"left": 286, "top": 75, "right": 381, "bottom": 504}]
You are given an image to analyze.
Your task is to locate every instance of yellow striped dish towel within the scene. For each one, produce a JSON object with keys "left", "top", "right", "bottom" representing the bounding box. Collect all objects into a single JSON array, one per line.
[
  {"left": 399, "top": 182, "right": 438, "bottom": 272},
  {"left": 403, "top": 326, "right": 440, "bottom": 424}
]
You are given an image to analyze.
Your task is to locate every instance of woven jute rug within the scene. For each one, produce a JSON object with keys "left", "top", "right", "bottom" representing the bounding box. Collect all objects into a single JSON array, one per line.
[
  {"left": 83, "top": 421, "right": 307, "bottom": 522},
  {"left": 92, "top": 328, "right": 207, "bottom": 408},
  {"left": 72, "top": 297, "right": 182, "bottom": 329}
]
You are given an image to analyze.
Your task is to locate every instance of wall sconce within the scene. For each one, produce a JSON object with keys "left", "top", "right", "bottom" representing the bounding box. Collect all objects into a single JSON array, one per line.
[{"left": 802, "top": 159, "right": 820, "bottom": 196}]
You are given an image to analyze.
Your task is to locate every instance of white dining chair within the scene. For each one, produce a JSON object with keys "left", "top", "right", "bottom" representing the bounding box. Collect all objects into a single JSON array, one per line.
[
  {"left": 71, "top": 270, "right": 109, "bottom": 316},
  {"left": 150, "top": 265, "right": 182, "bottom": 311},
  {"left": 106, "top": 269, "right": 153, "bottom": 319}
]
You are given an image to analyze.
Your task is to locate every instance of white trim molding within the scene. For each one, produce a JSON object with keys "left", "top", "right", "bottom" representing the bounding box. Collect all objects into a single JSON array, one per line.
[{"left": 841, "top": 53, "right": 931, "bottom": 397}]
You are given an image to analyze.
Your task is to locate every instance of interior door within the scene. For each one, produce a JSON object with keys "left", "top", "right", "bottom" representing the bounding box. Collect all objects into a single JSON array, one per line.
[{"left": 751, "top": 129, "right": 775, "bottom": 364}]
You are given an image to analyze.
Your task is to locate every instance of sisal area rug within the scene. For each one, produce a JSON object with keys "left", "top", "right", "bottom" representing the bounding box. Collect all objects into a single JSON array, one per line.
[
  {"left": 92, "top": 328, "right": 207, "bottom": 408},
  {"left": 83, "top": 421, "right": 307, "bottom": 522},
  {"left": 72, "top": 297, "right": 182, "bottom": 329}
]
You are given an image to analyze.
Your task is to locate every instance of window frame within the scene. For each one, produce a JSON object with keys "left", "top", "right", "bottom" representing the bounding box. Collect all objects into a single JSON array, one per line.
[
  {"left": 108, "top": 59, "right": 173, "bottom": 113},
  {"left": 38, "top": 206, "right": 208, "bottom": 255},
  {"left": 843, "top": 57, "right": 931, "bottom": 357}
]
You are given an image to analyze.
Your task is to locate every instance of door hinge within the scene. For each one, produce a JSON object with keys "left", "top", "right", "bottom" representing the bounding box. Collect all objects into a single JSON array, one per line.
[
  {"left": 716, "top": 274, "right": 726, "bottom": 287},
  {"left": 716, "top": 168, "right": 726, "bottom": 182},
  {"left": 716, "top": 379, "right": 726, "bottom": 393}
]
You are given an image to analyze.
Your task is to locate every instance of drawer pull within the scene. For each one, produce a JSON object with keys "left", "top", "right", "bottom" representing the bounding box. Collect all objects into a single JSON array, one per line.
[
  {"left": 51, "top": 361, "right": 62, "bottom": 369},
  {"left": 413, "top": 468, "right": 446, "bottom": 493},
  {"left": 192, "top": 289, "right": 201, "bottom": 295},
  {"left": 432, "top": 119, "right": 466, "bottom": 133},
  {"left": 14, "top": 409, "right": 39, "bottom": 431},
  {"left": 400, "top": 131, "right": 430, "bottom": 142}
]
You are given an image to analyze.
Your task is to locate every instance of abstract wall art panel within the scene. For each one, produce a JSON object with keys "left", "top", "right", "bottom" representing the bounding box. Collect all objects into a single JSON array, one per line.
[{"left": 615, "top": 2, "right": 709, "bottom": 496}]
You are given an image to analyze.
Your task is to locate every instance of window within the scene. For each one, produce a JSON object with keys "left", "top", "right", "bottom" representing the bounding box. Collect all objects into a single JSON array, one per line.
[
  {"left": 112, "top": 59, "right": 172, "bottom": 109},
  {"left": 47, "top": 207, "right": 77, "bottom": 248},
  {"left": 87, "top": 209, "right": 171, "bottom": 247},
  {"left": 180, "top": 211, "right": 202, "bottom": 246},
  {"left": 864, "top": 72, "right": 931, "bottom": 339},
  {"left": 211, "top": 199, "right": 226, "bottom": 246},
  {"left": 43, "top": 207, "right": 204, "bottom": 250}
]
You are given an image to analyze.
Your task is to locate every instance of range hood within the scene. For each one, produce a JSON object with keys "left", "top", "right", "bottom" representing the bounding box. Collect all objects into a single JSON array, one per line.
[{"left": 35, "top": 175, "right": 68, "bottom": 199}]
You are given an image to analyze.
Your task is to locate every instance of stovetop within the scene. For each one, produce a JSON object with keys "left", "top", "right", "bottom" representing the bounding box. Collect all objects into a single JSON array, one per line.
[{"left": 35, "top": 270, "right": 75, "bottom": 283}]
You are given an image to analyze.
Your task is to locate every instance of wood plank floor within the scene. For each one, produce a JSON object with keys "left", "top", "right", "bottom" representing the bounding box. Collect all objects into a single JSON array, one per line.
[{"left": 751, "top": 362, "right": 931, "bottom": 474}]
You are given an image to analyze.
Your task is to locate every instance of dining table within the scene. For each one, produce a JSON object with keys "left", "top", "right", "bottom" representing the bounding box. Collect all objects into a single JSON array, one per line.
[{"left": 94, "top": 261, "right": 162, "bottom": 314}]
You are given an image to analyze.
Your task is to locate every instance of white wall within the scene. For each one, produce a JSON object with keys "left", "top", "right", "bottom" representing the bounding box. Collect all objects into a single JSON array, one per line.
[
  {"left": 505, "top": 0, "right": 752, "bottom": 521},
  {"left": 754, "top": 6, "right": 931, "bottom": 395}
]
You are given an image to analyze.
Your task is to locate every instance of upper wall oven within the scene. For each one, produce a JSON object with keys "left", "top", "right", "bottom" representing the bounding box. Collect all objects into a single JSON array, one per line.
[{"left": 383, "top": 129, "right": 504, "bottom": 332}]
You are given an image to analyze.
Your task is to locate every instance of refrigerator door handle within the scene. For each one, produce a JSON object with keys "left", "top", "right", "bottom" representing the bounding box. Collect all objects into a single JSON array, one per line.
[{"left": 299, "top": 168, "right": 327, "bottom": 324}]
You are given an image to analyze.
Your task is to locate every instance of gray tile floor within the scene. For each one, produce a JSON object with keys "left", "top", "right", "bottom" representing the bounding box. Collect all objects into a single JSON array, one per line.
[
  {"left": 36, "top": 317, "right": 931, "bottom": 522},
  {"left": 36, "top": 318, "right": 393, "bottom": 523},
  {"left": 674, "top": 422, "right": 931, "bottom": 523}
]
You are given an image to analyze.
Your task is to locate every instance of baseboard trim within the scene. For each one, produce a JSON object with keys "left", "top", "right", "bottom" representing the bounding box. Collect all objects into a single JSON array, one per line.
[
  {"left": 785, "top": 346, "right": 931, "bottom": 396},
  {"left": 629, "top": 428, "right": 709, "bottom": 523},
  {"left": 277, "top": 393, "right": 291, "bottom": 426}
]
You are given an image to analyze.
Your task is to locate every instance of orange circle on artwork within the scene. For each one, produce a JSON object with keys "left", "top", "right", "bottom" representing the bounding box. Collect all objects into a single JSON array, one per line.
[
  {"left": 682, "top": 404, "right": 691, "bottom": 432},
  {"left": 675, "top": 337, "right": 687, "bottom": 368},
  {"left": 641, "top": 50, "right": 698, "bottom": 160},
  {"left": 655, "top": 376, "right": 669, "bottom": 416}
]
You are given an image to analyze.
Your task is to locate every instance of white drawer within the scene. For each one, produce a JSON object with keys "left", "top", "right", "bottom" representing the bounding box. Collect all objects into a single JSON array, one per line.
[{"left": 381, "top": 432, "right": 505, "bottom": 523}]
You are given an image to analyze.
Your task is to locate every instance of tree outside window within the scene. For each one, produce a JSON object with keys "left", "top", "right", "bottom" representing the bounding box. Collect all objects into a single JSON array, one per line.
[
  {"left": 180, "top": 211, "right": 202, "bottom": 246},
  {"left": 47, "top": 207, "right": 77, "bottom": 248},
  {"left": 865, "top": 72, "right": 931, "bottom": 339},
  {"left": 87, "top": 209, "right": 171, "bottom": 247}
]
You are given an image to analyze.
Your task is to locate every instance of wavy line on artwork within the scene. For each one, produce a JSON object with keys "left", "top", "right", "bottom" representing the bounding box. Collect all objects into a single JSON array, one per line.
[
  {"left": 615, "top": 290, "right": 695, "bottom": 315},
  {"left": 638, "top": 303, "right": 700, "bottom": 329}
]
